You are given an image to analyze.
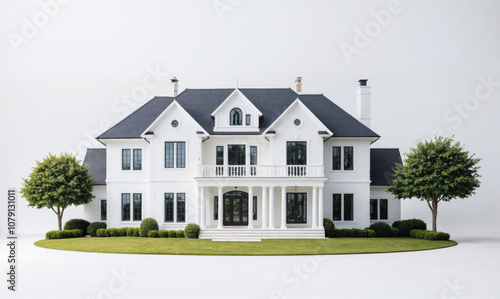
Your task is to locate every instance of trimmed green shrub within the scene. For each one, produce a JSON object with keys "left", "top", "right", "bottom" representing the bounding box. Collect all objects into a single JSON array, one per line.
[
  {"left": 140, "top": 218, "right": 159, "bottom": 237},
  {"left": 126, "top": 227, "right": 135, "bottom": 237},
  {"left": 72, "top": 229, "right": 84, "bottom": 238},
  {"left": 148, "top": 230, "right": 159, "bottom": 238},
  {"left": 118, "top": 227, "right": 128, "bottom": 236},
  {"left": 323, "top": 218, "right": 335, "bottom": 238},
  {"left": 108, "top": 228, "right": 119, "bottom": 237},
  {"left": 96, "top": 228, "right": 106, "bottom": 237},
  {"left": 365, "top": 229, "right": 376, "bottom": 238},
  {"left": 391, "top": 227, "right": 400, "bottom": 237},
  {"left": 168, "top": 230, "right": 177, "bottom": 238},
  {"left": 369, "top": 222, "right": 393, "bottom": 237},
  {"left": 185, "top": 223, "right": 200, "bottom": 239},
  {"left": 48, "top": 229, "right": 83, "bottom": 239},
  {"left": 409, "top": 229, "right": 450, "bottom": 241},
  {"left": 46, "top": 230, "right": 57, "bottom": 239},
  {"left": 158, "top": 230, "right": 168, "bottom": 238},
  {"left": 133, "top": 228, "right": 140, "bottom": 237},
  {"left": 104, "top": 229, "right": 111, "bottom": 237},
  {"left": 176, "top": 230, "right": 185, "bottom": 238},
  {"left": 393, "top": 219, "right": 427, "bottom": 237},
  {"left": 87, "top": 222, "right": 107, "bottom": 237},
  {"left": 63, "top": 219, "right": 90, "bottom": 236}
]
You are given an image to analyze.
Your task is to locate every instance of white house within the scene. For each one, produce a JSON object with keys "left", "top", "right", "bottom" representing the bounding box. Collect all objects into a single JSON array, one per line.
[{"left": 82, "top": 78, "right": 402, "bottom": 240}]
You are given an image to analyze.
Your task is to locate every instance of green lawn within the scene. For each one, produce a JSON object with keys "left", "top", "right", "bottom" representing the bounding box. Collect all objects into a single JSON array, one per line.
[{"left": 35, "top": 237, "right": 457, "bottom": 256}]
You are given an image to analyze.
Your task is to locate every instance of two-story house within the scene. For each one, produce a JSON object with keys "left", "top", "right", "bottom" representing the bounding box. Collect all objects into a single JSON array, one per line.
[{"left": 83, "top": 78, "right": 402, "bottom": 240}]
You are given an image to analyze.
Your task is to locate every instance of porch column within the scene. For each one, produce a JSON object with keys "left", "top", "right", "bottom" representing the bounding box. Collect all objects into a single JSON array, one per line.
[
  {"left": 269, "top": 187, "right": 275, "bottom": 229},
  {"left": 248, "top": 186, "right": 254, "bottom": 229},
  {"left": 217, "top": 186, "right": 223, "bottom": 229},
  {"left": 262, "top": 187, "right": 268, "bottom": 229},
  {"left": 281, "top": 186, "right": 287, "bottom": 229},
  {"left": 200, "top": 187, "right": 206, "bottom": 229},
  {"left": 318, "top": 187, "right": 324, "bottom": 229},
  {"left": 312, "top": 187, "right": 318, "bottom": 228}
]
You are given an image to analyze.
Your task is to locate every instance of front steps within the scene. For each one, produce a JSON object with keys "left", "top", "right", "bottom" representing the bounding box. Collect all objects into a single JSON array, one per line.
[{"left": 199, "top": 227, "right": 325, "bottom": 241}]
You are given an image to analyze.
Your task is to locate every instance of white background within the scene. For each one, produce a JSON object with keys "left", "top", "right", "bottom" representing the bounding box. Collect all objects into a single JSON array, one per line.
[{"left": 1, "top": 0, "right": 499, "bottom": 235}]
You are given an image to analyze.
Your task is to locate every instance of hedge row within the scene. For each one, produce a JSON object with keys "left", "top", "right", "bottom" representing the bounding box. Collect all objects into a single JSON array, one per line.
[
  {"left": 410, "top": 229, "right": 450, "bottom": 241},
  {"left": 392, "top": 219, "right": 427, "bottom": 237},
  {"left": 46, "top": 229, "right": 84, "bottom": 239},
  {"left": 95, "top": 227, "right": 199, "bottom": 239},
  {"left": 332, "top": 228, "right": 376, "bottom": 238}
]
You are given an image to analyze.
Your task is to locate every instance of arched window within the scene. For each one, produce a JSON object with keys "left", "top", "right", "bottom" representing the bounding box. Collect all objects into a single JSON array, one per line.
[{"left": 230, "top": 108, "right": 242, "bottom": 126}]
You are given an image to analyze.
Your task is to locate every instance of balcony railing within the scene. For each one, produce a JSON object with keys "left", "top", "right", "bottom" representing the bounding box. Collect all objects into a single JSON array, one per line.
[{"left": 198, "top": 165, "right": 324, "bottom": 178}]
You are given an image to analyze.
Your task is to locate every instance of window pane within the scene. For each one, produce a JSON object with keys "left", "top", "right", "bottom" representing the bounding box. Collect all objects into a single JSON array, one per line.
[
  {"left": 164, "top": 193, "right": 174, "bottom": 222},
  {"left": 370, "top": 199, "right": 378, "bottom": 220},
  {"left": 287, "top": 142, "right": 307, "bottom": 165},
  {"left": 100, "top": 199, "right": 107, "bottom": 221},
  {"left": 332, "top": 146, "right": 341, "bottom": 170},
  {"left": 165, "top": 142, "right": 174, "bottom": 168},
  {"left": 133, "top": 149, "right": 142, "bottom": 170},
  {"left": 380, "top": 199, "right": 388, "bottom": 220},
  {"left": 253, "top": 196, "right": 257, "bottom": 221},
  {"left": 332, "top": 194, "right": 341, "bottom": 221},
  {"left": 286, "top": 194, "right": 295, "bottom": 223},
  {"left": 344, "top": 194, "right": 353, "bottom": 221},
  {"left": 177, "top": 193, "right": 186, "bottom": 222},
  {"left": 230, "top": 108, "right": 242, "bottom": 125},
  {"left": 287, "top": 193, "right": 307, "bottom": 223},
  {"left": 228, "top": 145, "right": 245, "bottom": 165},
  {"left": 216, "top": 146, "right": 224, "bottom": 165},
  {"left": 133, "top": 193, "right": 142, "bottom": 221},
  {"left": 344, "top": 147, "right": 354, "bottom": 170},
  {"left": 214, "top": 196, "right": 218, "bottom": 220},
  {"left": 122, "top": 149, "right": 131, "bottom": 170},
  {"left": 250, "top": 146, "right": 257, "bottom": 165},
  {"left": 246, "top": 114, "right": 251, "bottom": 125},
  {"left": 177, "top": 142, "right": 186, "bottom": 168},
  {"left": 121, "top": 193, "right": 130, "bottom": 221}
]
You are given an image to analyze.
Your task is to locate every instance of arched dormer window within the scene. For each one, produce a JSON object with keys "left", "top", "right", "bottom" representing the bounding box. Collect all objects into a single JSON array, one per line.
[{"left": 230, "top": 108, "right": 242, "bottom": 126}]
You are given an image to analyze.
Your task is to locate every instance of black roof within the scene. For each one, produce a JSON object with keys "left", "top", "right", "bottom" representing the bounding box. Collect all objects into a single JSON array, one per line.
[
  {"left": 97, "top": 88, "right": 379, "bottom": 139},
  {"left": 370, "top": 148, "right": 403, "bottom": 186},
  {"left": 83, "top": 148, "right": 106, "bottom": 185}
]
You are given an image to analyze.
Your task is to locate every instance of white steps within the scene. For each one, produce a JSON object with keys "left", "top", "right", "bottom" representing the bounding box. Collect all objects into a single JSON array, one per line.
[{"left": 199, "top": 228, "right": 325, "bottom": 241}]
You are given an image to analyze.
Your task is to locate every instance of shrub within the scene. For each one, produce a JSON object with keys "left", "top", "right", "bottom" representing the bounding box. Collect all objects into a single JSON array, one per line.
[
  {"left": 391, "top": 227, "right": 400, "bottom": 237},
  {"left": 64, "top": 219, "right": 90, "bottom": 236},
  {"left": 148, "top": 230, "right": 159, "bottom": 238},
  {"left": 140, "top": 218, "right": 159, "bottom": 237},
  {"left": 409, "top": 229, "right": 450, "bottom": 241},
  {"left": 185, "top": 223, "right": 200, "bottom": 239},
  {"left": 126, "top": 227, "right": 135, "bottom": 237},
  {"left": 108, "top": 228, "right": 119, "bottom": 237},
  {"left": 118, "top": 227, "right": 128, "bottom": 236},
  {"left": 72, "top": 229, "right": 84, "bottom": 238},
  {"left": 46, "top": 230, "right": 57, "bottom": 239},
  {"left": 87, "top": 222, "right": 107, "bottom": 237},
  {"left": 96, "top": 228, "right": 106, "bottom": 237},
  {"left": 365, "top": 229, "right": 376, "bottom": 238},
  {"left": 104, "top": 229, "right": 111, "bottom": 237},
  {"left": 323, "top": 218, "right": 335, "bottom": 238},
  {"left": 48, "top": 229, "right": 83, "bottom": 239},
  {"left": 168, "top": 230, "right": 177, "bottom": 238},
  {"left": 158, "top": 230, "right": 168, "bottom": 238},
  {"left": 369, "top": 222, "right": 393, "bottom": 237},
  {"left": 393, "top": 219, "right": 427, "bottom": 237},
  {"left": 176, "top": 230, "right": 185, "bottom": 238},
  {"left": 133, "top": 228, "right": 140, "bottom": 237}
]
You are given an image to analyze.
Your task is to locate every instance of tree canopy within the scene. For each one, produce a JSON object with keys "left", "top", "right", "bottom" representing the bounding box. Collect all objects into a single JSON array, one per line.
[
  {"left": 387, "top": 136, "right": 481, "bottom": 231},
  {"left": 20, "top": 153, "right": 94, "bottom": 230}
]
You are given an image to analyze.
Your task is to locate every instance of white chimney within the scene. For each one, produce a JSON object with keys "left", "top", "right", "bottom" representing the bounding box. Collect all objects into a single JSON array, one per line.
[
  {"left": 295, "top": 77, "right": 302, "bottom": 93},
  {"left": 171, "top": 77, "right": 179, "bottom": 97},
  {"left": 356, "top": 79, "right": 371, "bottom": 128}
]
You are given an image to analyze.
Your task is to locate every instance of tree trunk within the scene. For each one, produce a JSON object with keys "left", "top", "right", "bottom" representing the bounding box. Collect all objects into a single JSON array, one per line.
[
  {"left": 58, "top": 213, "right": 63, "bottom": 231},
  {"left": 432, "top": 197, "right": 438, "bottom": 232}
]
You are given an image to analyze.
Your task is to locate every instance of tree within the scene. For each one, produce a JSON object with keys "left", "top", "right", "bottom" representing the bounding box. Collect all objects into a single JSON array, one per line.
[
  {"left": 20, "top": 153, "right": 94, "bottom": 230},
  {"left": 387, "top": 136, "right": 480, "bottom": 231}
]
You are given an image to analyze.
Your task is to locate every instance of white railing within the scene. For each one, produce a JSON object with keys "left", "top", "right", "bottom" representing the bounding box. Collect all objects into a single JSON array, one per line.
[{"left": 198, "top": 165, "right": 324, "bottom": 178}]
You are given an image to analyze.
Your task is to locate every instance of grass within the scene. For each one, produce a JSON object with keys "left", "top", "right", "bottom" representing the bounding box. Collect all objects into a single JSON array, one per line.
[{"left": 35, "top": 237, "right": 457, "bottom": 256}]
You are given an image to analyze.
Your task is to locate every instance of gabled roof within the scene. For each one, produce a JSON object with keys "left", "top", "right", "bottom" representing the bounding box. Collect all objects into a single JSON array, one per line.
[
  {"left": 83, "top": 148, "right": 106, "bottom": 185},
  {"left": 97, "top": 88, "right": 379, "bottom": 138},
  {"left": 211, "top": 88, "right": 263, "bottom": 117},
  {"left": 370, "top": 148, "right": 403, "bottom": 186}
]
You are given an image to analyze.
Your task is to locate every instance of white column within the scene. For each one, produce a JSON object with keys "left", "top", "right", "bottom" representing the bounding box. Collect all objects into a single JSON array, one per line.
[
  {"left": 269, "top": 187, "right": 275, "bottom": 229},
  {"left": 312, "top": 187, "right": 318, "bottom": 228},
  {"left": 217, "top": 187, "right": 223, "bottom": 229},
  {"left": 262, "top": 187, "right": 268, "bottom": 229},
  {"left": 281, "top": 186, "right": 287, "bottom": 229},
  {"left": 318, "top": 187, "right": 324, "bottom": 229},
  {"left": 248, "top": 186, "right": 254, "bottom": 229},
  {"left": 200, "top": 187, "right": 206, "bottom": 229}
]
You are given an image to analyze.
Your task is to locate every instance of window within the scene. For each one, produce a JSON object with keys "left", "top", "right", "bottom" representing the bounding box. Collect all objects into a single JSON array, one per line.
[
  {"left": 370, "top": 199, "right": 378, "bottom": 220},
  {"left": 216, "top": 146, "right": 224, "bottom": 176},
  {"left": 344, "top": 194, "right": 353, "bottom": 221},
  {"left": 287, "top": 142, "right": 307, "bottom": 165},
  {"left": 371, "top": 199, "right": 388, "bottom": 220},
  {"left": 380, "top": 199, "right": 388, "bottom": 220},
  {"left": 332, "top": 194, "right": 341, "bottom": 221},
  {"left": 332, "top": 146, "right": 341, "bottom": 170},
  {"left": 253, "top": 196, "right": 257, "bottom": 221},
  {"left": 250, "top": 146, "right": 257, "bottom": 176},
  {"left": 133, "top": 149, "right": 142, "bottom": 170},
  {"left": 177, "top": 193, "right": 186, "bottom": 223},
  {"left": 230, "top": 108, "right": 242, "bottom": 125},
  {"left": 214, "top": 196, "right": 218, "bottom": 220},
  {"left": 165, "top": 142, "right": 186, "bottom": 168},
  {"left": 228, "top": 145, "right": 245, "bottom": 165},
  {"left": 164, "top": 192, "right": 186, "bottom": 223},
  {"left": 133, "top": 193, "right": 142, "bottom": 221},
  {"left": 344, "top": 147, "right": 354, "bottom": 170},
  {"left": 100, "top": 199, "right": 107, "bottom": 221},
  {"left": 122, "top": 149, "right": 131, "bottom": 170},
  {"left": 286, "top": 193, "right": 307, "bottom": 224},
  {"left": 164, "top": 193, "right": 174, "bottom": 222},
  {"left": 121, "top": 194, "right": 130, "bottom": 221},
  {"left": 332, "top": 146, "right": 354, "bottom": 171},
  {"left": 332, "top": 193, "right": 354, "bottom": 221},
  {"left": 246, "top": 114, "right": 251, "bottom": 126}
]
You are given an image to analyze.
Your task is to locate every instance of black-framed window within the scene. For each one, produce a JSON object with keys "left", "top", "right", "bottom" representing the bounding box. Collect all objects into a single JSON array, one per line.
[
  {"left": 370, "top": 199, "right": 378, "bottom": 220},
  {"left": 216, "top": 146, "right": 224, "bottom": 165},
  {"left": 246, "top": 114, "right": 251, "bottom": 126},
  {"left": 286, "top": 193, "right": 307, "bottom": 224},
  {"left": 121, "top": 194, "right": 130, "bottom": 221},
  {"left": 332, "top": 146, "right": 341, "bottom": 170},
  {"left": 100, "top": 199, "right": 107, "bottom": 221},
  {"left": 380, "top": 199, "right": 388, "bottom": 220},
  {"left": 332, "top": 193, "right": 354, "bottom": 221},
  {"left": 344, "top": 194, "right": 354, "bottom": 221},
  {"left": 133, "top": 149, "right": 142, "bottom": 170},
  {"left": 122, "top": 149, "right": 131, "bottom": 170},
  {"left": 230, "top": 108, "right": 243, "bottom": 125},
  {"left": 228, "top": 145, "right": 245, "bottom": 165},
  {"left": 177, "top": 193, "right": 186, "bottom": 223},
  {"left": 332, "top": 194, "right": 341, "bottom": 221},
  {"left": 286, "top": 142, "right": 307, "bottom": 165},
  {"left": 214, "top": 196, "right": 218, "bottom": 220},
  {"left": 332, "top": 146, "right": 354, "bottom": 171},
  {"left": 177, "top": 142, "right": 186, "bottom": 168},
  {"left": 165, "top": 143, "right": 174, "bottom": 168},
  {"left": 165, "top": 142, "right": 186, "bottom": 168},
  {"left": 133, "top": 193, "right": 142, "bottom": 221},
  {"left": 344, "top": 146, "right": 354, "bottom": 170},
  {"left": 250, "top": 146, "right": 257, "bottom": 176},
  {"left": 253, "top": 196, "right": 257, "bottom": 221},
  {"left": 164, "top": 193, "right": 174, "bottom": 222}
]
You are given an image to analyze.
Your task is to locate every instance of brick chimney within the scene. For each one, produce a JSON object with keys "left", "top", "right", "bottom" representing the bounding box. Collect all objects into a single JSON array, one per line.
[
  {"left": 295, "top": 77, "right": 302, "bottom": 93},
  {"left": 356, "top": 79, "right": 371, "bottom": 128},
  {"left": 171, "top": 77, "right": 179, "bottom": 97}
]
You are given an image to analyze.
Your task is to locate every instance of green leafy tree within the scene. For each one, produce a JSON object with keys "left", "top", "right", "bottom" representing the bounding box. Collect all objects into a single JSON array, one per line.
[
  {"left": 20, "top": 153, "right": 94, "bottom": 230},
  {"left": 387, "top": 136, "right": 480, "bottom": 231}
]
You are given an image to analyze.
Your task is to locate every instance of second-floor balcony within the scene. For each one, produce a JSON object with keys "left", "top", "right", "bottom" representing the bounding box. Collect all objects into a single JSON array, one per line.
[{"left": 198, "top": 165, "right": 325, "bottom": 178}]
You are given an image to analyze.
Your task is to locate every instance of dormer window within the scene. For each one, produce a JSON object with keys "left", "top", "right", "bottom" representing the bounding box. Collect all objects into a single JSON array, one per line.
[{"left": 230, "top": 108, "right": 242, "bottom": 126}]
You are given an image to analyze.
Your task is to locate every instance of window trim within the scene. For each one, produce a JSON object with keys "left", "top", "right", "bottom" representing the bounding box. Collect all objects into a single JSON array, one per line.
[
  {"left": 164, "top": 192, "right": 186, "bottom": 223},
  {"left": 332, "top": 193, "right": 354, "bottom": 222},
  {"left": 122, "top": 149, "right": 131, "bottom": 170},
  {"left": 164, "top": 141, "right": 187, "bottom": 169},
  {"left": 100, "top": 199, "right": 107, "bottom": 221},
  {"left": 121, "top": 193, "right": 131, "bottom": 221},
  {"left": 245, "top": 114, "right": 251, "bottom": 126},
  {"left": 121, "top": 193, "right": 142, "bottom": 222},
  {"left": 370, "top": 199, "right": 388, "bottom": 220},
  {"left": 230, "top": 108, "right": 243, "bottom": 126},
  {"left": 331, "top": 145, "right": 355, "bottom": 171},
  {"left": 286, "top": 193, "right": 307, "bottom": 224}
]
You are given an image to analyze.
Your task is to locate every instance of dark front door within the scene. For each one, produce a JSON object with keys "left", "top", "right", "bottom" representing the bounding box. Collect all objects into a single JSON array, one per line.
[{"left": 223, "top": 191, "right": 248, "bottom": 226}]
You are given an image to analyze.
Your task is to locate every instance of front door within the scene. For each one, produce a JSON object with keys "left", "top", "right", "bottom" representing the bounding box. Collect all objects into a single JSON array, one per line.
[{"left": 223, "top": 191, "right": 248, "bottom": 226}]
